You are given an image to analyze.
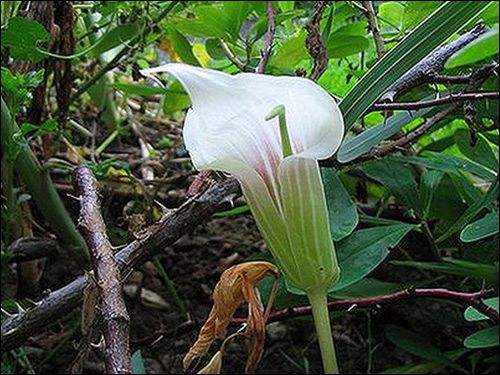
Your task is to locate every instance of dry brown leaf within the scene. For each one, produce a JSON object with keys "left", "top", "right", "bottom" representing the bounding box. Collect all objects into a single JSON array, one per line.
[
  {"left": 183, "top": 261, "right": 278, "bottom": 372},
  {"left": 242, "top": 280, "right": 265, "bottom": 374},
  {"left": 197, "top": 350, "right": 223, "bottom": 374}
]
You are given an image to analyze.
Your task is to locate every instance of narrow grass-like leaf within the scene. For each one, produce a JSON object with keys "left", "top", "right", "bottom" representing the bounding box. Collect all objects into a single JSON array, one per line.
[{"left": 339, "top": 1, "right": 492, "bottom": 129}]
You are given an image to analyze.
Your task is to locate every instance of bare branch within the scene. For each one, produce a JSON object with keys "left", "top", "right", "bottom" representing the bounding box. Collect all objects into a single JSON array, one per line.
[
  {"left": 306, "top": 1, "right": 329, "bottom": 81},
  {"left": 73, "top": 166, "right": 131, "bottom": 374},
  {"left": 381, "top": 23, "right": 487, "bottom": 102},
  {"left": 256, "top": 1, "right": 276, "bottom": 74},
  {"left": 232, "top": 288, "right": 498, "bottom": 324},
  {"left": 363, "top": 1, "right": 385, "bottom": 59},
  {"left": 371, "top": 91, "right": 499, "bottom": 111}
]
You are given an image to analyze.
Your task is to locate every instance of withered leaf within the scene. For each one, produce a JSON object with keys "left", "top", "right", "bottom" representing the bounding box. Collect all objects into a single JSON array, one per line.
[{"left": 183, "top": 261, "right": 278, "bottom": 372}]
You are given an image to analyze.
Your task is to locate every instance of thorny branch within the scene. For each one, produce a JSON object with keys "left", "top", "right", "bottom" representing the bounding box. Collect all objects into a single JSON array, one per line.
[
  {"left": 306, "top": 1, "right": 329, "bottom": 81},
  {"left": 1, "top": 178, "right": 241, "bottom": 352},
  {"left": 256, "top": 1, "right": 276, "bottom": 74},
  {"left": 232, "top": 288, "right": 498, "bottom": 324},
  {"left": 73, "top": 166, "right": 132, "bottom": 374}
]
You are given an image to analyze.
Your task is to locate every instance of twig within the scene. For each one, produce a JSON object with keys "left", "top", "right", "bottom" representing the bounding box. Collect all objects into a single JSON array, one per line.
[
  {"left": 363, "top": 1, "right": 385, "bottom": 59},
  {"left": 256, "top": 1, "right": 276, "bottom": 74},
  {"left": 381, "top": 23, "right": 487, "bottom": 102},
  {"left": 1, "top": 178, "right": 241, "bottom": 352},
  {"left": 6, "top": 237, "right": 60, "bottom": 263},
  {"left": 231, "top": 288, "right": 498, "bottom": 324},
  {"left": 306, "top": 1, "right": 329, "bottom": 81},
  {"left": 73, "top": 166, "right": 132, "bottom": 374},
  {"left": 366, "top": 105, "right": 458, "bottom": 159},
  {"left": 371, "top": 91, "right": 499, "bottom": 111}
]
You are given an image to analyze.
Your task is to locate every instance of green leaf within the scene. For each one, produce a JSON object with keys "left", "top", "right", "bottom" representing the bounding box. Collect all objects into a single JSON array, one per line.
[
  {"left": 460, "top": 212, "right": 500, "bottom": 242},
  {"left": 1, "top": 17, "right": 50, "bottom": 62},
  {"left": 464, "top": 326, "right": 499, "bottom": 349},
  {"left": 326, "top": 34, "right": 369, "bottom": 58},
  {"left": 131, "top": 350, "right": 146, "bottom": 374},
  {"left": 455, "top": 129, "right": 499, "bottom": 172},
  {"left": 379, "top": 2, "right": 405, "bottom": 30},
  {"left": 213, "top": 205, "right": 250, "bottom": 217},
  {"left": 420, "top": 170, "right": 445, "bottom": 219},
  {"left": 321, "top": 168, "right": 358, "bottom": 241},
  {"left": 339, "top": 1, "right": 492, "bottom": 130},
  {"left": 445, "top": 27, "right": 499, "bottom": 69},
  {"left": 402, "top": 1, "right": 441, "bottom": 32},
  {"left": 465, "top": 297, "right": 499, "bottom": 321},
  {"left": 333, "top": 278, "right": 409, "bottom": 300},
  {"left": 331, "top": 224, "right": 414, "bottom": 291},
  {"left": 278, "top": 1, "right": 295, "bottom": 12},
  {"left": 392, "top": 258, "right": 499, "bottom": 283},
  {"left": 111, "top": 82, "right": 176, "bottom": 96},
  {"left": 270, "top": 30, "right": 308, "bottom": 67},
  {"left": 337, "top": 108, "right": 430, "bottom": 163},
  {"left": 168, "top": 27, "right": 200, "bottom": 66},
  {"left": 437, "top": 178, "right": 498, "bottom": 242},
  {"left": 394, "top": 152, "right": 497, "bottom": 182},
  {"left": 91, "top": 23, "right": 140, "bottom": 56},
  {"left": 362, "top": 160, "right": 422, "bottom": 216},
  {"left": 385, "top": 325, "right": 464, "bottom": 370},
  {"left": 162, "top": 81, "right": 190, "bottom": 115},
  {"left": 379, "top": 349, "right": 468, "bottom": 374}
]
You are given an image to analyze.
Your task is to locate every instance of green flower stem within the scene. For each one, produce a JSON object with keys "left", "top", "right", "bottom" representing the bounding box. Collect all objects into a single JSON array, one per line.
[
  {"left": 265, "top": 104, "right": 293, "bottom": 158},
  {"left": 307, "top": 289, "right": 340, "bottom": 374}
]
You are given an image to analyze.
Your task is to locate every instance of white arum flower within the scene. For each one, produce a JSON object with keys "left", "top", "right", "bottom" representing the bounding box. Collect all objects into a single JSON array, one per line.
[{"left": 142, "top": 63, "right": 344, "bottom": 294}]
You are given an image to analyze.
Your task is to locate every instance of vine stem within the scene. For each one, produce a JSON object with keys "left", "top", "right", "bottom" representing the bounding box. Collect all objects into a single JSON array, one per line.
[{"left": 307, "top": 289, "right": 339, "bottom": 374}]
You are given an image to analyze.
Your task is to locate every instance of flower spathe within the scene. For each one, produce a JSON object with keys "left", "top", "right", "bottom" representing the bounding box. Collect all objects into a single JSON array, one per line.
[{"left": 142, "top": 63, "right": 345, "bottom": 293}]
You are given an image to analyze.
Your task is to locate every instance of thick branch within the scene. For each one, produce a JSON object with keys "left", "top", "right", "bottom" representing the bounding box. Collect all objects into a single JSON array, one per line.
[
  {"left": 363, "top": 1, "right": 385, "bottom": 59},
  {"left": 1, "top": 178, "right": 240, "bottom": 352},
  {"left": 371, "top": 91, "right": 499, "bottom": 111},
  {"left": 255, "top": 1, "right": 275, "bottom": 74},
  {"left": 232, "top": 288, "right": 498, "bottom": 324},
  {"left": 73, "top": 166, "right": 131, "bottom": 374},
  {"left": 381, "top": 23, "right": 487, "bottom": 102},
  {"left": 306, "top": 1, "right": 328, "bottom": 81},
  {"left": 7, "top": 237, "right": 60, "bottom": 263}
]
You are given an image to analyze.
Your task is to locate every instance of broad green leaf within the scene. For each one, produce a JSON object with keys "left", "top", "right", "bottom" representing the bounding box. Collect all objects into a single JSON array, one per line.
[
  {"left": 437, "top": 178, "right": 498, "bottom": 242},
  {"left": 269, "top": 30, "right": 308, "bottom": 67},
  {"left": 379, "top": 349, "right": 468, "bottom": 374},
  {"left": 326, "top": 34, "right": 369, "bottom": 58},
  {"left": 205, "top": 38, "right": 226, "bottom": 60},
  {"left": 464, "top": 326, "right": 499, "bottom": 349},
  {"left": 460, "top": 212, "right": 500, "bottom": 242},
  {"left": 337, "top": 108, "right": 430, "bottom": 163},
  {"left": 131, "top": 350, "right": 146, "bottom": 374},
  {"left": 1, "top": 17, "right": 49, "bottom": 62},
  {"left": 278, "top": 1, "right": 295, "bottom": 12},
  {"left": 339, "top": 1, "right": 492, "bottom": 130},
  {"left": 445, "top": 27, "right": 499, "bottom": 69},
  {"left": 385, "top": 325, "right": 464, "bottom": 370},
  {"left": 402, "top": 1, "right": 441, "bottom": 32},
  {"left": 111, "top": 82, "right": 177, "bottom": 96},
  {"left": 379, "top": 2, "right": 405, "bottom": 30},
  {"left": 455, "top": 129, "right": 499, "bottom": 172},
  {"left": 420, "top": 170, "right": 445, "bottom": 219},
  {"left": 331, "top": 224, "right": 414, "bottom": 291},
  {"left": 334, "top": 278, "right": 409, "bottom": 300},
  {"left": 91, "top": 23, "right": 140, "bottom": 56},
  {"left": 392, "top": 258, "right": 499, "bottom": 284},
  {"left": 394, "top": 152, "right": 497, "bottom": 182},
  {"left": 465, "top": 297, "right": 499, "bottom": 321},
  {"left": 362, "top": 160, "right": 422, "bottom": 216},
  {"left": 162, "top": 81, "right": 190, "bottom": 115},
  {"left": 321, "top": 168, "right": 358, "bottom": 241},
  {"left": 168, "top": 27, "right": 200, "bottom": 66}
]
